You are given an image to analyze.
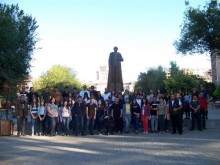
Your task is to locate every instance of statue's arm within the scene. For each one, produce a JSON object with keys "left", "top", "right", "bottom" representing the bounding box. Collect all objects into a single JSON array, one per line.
[
  {"left": 119, "top": 53, "right": 123, "bottom": 62},
  {"left": 109, "top": 53, "right": 113, "bottom": 67}
]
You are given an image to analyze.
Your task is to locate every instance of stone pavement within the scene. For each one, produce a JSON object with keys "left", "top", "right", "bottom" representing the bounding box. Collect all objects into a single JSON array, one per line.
[
  {"left": 0, "top": 126, "right": 220, "bottom": 165},
  {"left": 0, "top": 105, "right": 220, "bottom": 165}
]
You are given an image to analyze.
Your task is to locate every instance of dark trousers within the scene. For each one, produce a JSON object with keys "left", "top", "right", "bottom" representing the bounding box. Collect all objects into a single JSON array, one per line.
[
  {"left": 75, "top": 115, "right": 84, "bottom": 135},
  {"left": 158, "top": 115, "right": 165, "bottom": 131},
  {"left": 133, "top": 116, "right": 140, "bottom": 131},
  {"left": 97, "top": 118, "right": 104, "bottom": 133},
  {"left": 48, "top": 116, "right": 56, "bottom": 136},
  {"left": 114, "top": 117, "right": 123, "bottom": 133},
  {"left": 184, "top": 102, "right": 190, "bottom": 119},
  {"left": 17, "top": 117, "right": 26, "bottom": 135},
  {"left": 38, "top": 115, "right": 45, "bottom": 134},
  {"left": 171, "top": 114, "right": 182, "bottom": 134},
  {"left": 191, "top": 111, "right": 201, "bottom": 130},
  {"left": 104, "top": 117, "right": 113, "bottom": 133},
  {"left": 201, "top": 110, "right": 206, "bottom": 129},
  {"left": 87, "top": 117, "right": 95, "bottom": 134}
]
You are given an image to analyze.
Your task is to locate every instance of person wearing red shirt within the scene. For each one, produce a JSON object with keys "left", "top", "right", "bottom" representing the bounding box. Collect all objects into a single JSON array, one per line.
[{"left": 198, "top": 92, "right": 208, "bottom": 130}]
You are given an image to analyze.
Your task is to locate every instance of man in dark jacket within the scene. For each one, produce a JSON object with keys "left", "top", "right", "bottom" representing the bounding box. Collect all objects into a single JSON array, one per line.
[
  {"left": 169, "top": 94, "right": 183, "bottom": 135},
  {"left": 71, "top": 96, "right": 86, "bottom": 136},
  {"left": 15, "top": 95, "right": 28, "bottom": 136}
]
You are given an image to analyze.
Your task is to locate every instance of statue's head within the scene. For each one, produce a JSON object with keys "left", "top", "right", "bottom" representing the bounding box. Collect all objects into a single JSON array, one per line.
[{"left": 113, "top": 46, "right": 118, "bottom": 52}]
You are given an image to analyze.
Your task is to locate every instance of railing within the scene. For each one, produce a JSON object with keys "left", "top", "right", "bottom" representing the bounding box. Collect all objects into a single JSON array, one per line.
[{"left": 0, "top": 109, "right": 14, "bottom": 120}]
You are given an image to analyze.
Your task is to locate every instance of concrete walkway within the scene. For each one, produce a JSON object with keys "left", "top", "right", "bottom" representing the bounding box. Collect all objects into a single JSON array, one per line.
[{"left": 0, "top": 104, "right": 219, "bottom": 165}]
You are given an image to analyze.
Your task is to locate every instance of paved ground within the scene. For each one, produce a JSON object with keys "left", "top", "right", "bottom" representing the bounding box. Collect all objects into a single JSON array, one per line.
[
  {"left": 0, "top": 127, "right": 220, "bottom": 165},
  {"left": 0, "top": 105, "right": 220, "bottom": 165}
]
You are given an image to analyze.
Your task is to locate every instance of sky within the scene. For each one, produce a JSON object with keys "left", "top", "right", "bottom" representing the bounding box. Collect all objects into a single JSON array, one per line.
[{"left": 3, "top": 0, "right": 210, "bottom": 83}]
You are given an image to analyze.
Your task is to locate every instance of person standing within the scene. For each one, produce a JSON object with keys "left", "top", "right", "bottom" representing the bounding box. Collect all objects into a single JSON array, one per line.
[
  {"left": 200, "top": 85, "right": 209, "bottom": 119},
  {"left": 47, "top": 97, "right": 58, "bottom": 136},
  {"left": 90, "top": 85, "right": 98, "bottom": 99},
  {"left": 131, "top": 98, "right": 141, "bottom": 134},
  {"left": 41, "top": 86, "right": 51, "bottom": 105},
  {"left": 27, "top": 87, "right": 39, "bottom": 105},
  {"left": 110, "top": 97, "right": 123, "bottom": 133},
  {"left": 30, "top": 98, "right": 39, "bottom": 136},
  {"left": 150, "top": 96, "right": 159, "bottom": 133},
  {"left": 103, "top": 100, "right": 113, "bottom": 135},
  {"left": 97, "top": 99, "right": 105, "bottom": 135},
  {"left": 123, "top": 98, "right": 131, "bottom": 133},
  {"left": 168, "top": 94, "right": 183, "bottom": 135},
  {"left": 190, "top": 95, "right": 202, "bottom": 131},
  {"left": 15, "top": 95, "right": 28, "bottom": 136},
  {"left": 107, "top": 46, "right": 124, "bottom": 92},
  {"left": 157, "top": 97, "right": 167, "bottom": 133},
  {"left": 80, "top": 85, "right": 90, "bottom": 98},
  {"left": 198, "top": 92, "right": 208, "bottom": 130},
  {"left": 52, "top": 86, "right": 62, "bottom": 106},
  {"left": 86, "top": 98, "right": 97, "bottom": 135},
  {"left": 38, "top": 100, "right": 47, "bottom": 136},
  {"left": 62, "top": 99, "right": 71, "bottom": 136},
  {"left": 141, "top": 98, "right": 151, "bottom": 134},
  {"left": 62, "top": 86, "right": 72, "bottom": 100},
  {"left": 19, "top": 85, "right": 28, "bottom": 101},
  {"left": 72, "top": 96, "right": 86, "bottom": 136}
]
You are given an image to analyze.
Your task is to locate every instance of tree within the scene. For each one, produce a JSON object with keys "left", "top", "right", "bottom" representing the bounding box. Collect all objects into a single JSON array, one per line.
[
  {"left": 174, "top": 0, "right": 220, "bottom": 84},
  {"left": 0, "top": 4, "right": 38, "bottom": 93},
  {"left": 213, "top": 85, "right": 220, "bottom": 99},
  {"left": 33, "top": 65, "right": 82, "bottom": 93},
  {"left": 164, "top": 62, "right": 204, "bottom": 93},
  {"left": 135, "top": 66, "right": 166, "bottom": 93}
]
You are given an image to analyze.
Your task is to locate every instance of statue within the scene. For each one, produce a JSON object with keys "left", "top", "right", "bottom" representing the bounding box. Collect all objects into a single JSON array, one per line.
[{"left": 107, "top": 47, "right": 124, "bottom": 92}]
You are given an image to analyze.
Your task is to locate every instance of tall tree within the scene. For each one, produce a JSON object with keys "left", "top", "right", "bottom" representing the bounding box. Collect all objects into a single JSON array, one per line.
[
  {"left": 135, "top": 66, "right": 166, "bottom": 93},
  {"left": 174, "top": 0, "right": 220, "bottom": 84},
  {"left": 33, "top": 65, "right": 82, "bottom": 93},
  {"left": 0, "top": 4, "right": 38, "bottom": 92},
  {"left": 164, "top": 62, "right": 204, "bottom": 93}
]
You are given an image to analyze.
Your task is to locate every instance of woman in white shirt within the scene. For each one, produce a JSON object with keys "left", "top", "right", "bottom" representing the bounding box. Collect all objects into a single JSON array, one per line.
[
  {"left": 62, "top": 99, "right": 71, "bottom": 136},
  {"left": 38, "top": 100, "right": 46, "bottom": 136}
]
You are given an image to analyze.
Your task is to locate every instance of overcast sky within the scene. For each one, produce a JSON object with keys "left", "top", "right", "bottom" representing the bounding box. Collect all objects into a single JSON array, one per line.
[{"left": 3, "top": 0, "right": 210, "bottom": 83}]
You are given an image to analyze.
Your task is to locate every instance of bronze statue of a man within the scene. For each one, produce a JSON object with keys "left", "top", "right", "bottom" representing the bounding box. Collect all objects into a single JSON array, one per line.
[{"left": 107, "top": 47, "right": 124, "bottom": 92}]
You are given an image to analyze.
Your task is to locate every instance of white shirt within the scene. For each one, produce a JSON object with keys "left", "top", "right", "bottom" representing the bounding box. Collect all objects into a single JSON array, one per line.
[
  {"left": 136, "top": 99, "right": 142, "bottom": 108},
  {"left": 103, "top": 92, "right": 111, "bottom": 101},
  {"left": 79, "top": 90, "right": 90, "bottom": 98}
]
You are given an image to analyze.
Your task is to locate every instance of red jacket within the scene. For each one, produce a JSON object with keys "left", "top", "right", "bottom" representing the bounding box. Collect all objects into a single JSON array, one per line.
[
  {"left": 198, "top": 98, "right": 208, "bottom": 110},
  {"left": 141, "top": 104, "right": 151, "bottom": 117}
]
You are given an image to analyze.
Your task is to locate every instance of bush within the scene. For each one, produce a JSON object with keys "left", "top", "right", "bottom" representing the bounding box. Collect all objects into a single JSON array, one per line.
[{"left": 213, "top": 86, "right": 220, "bottom": 99}]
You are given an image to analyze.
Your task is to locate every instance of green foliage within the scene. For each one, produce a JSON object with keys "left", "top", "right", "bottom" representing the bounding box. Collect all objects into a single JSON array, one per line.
[
  {"left": 33, "top": 65, "right": 82, "bottom": 93},
  {"left": 204, "top": 82, "right": 216, "bottom": 96},
  {"left": 174, "top": 0, "right": 220, "bottom": 55},
  {"left": 135, "top": 66, "right": 166, "bottom": 93},
  {"left": 0, "top": 4, "right": 38, "bottom": 91},
  {"left": 164, "top": 62, "right": 204, "bottom": 92},
  {"left": 213, "top": 85, "right": 220, "bottom": 99}
]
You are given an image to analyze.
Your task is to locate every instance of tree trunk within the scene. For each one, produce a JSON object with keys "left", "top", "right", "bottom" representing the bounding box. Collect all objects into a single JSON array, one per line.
[{"left": 211, "top": 51, "right": 220, "bottom": 85}]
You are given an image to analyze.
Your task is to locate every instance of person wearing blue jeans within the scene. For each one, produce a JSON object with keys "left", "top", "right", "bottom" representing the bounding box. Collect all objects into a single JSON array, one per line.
[
  {"left": 150, "top": 96, "right": 159, "bottom": 133},
  {"left": 123, "top": 98, "right": 131, "bottom": 133},
  {"left": 47, "top": 97, "right": 58, "bottom": 136},
  {"left": 30, "top": 97, "right": 39, "bottom": 136},
  {"left": 72, "top": 96, "right": 86, "bottom": 136},
  {"left": 61, "top": 100, "right": 71, "bottom": 136}
]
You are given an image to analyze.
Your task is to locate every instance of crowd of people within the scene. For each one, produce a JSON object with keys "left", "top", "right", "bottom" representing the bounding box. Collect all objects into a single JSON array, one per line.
[{"left": 15, "top": 84, "right": 209, "bottom": 137}]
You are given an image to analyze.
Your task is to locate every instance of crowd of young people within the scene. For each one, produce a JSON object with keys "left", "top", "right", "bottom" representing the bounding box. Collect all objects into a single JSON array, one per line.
[{"left": 15, "top": 84, "right": 209, "bottom": 137}]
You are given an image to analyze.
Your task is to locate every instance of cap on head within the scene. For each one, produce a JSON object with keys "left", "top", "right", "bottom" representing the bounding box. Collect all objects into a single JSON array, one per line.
[{"left": 113, "top": 46, "right": 118, "bottom": 51}]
